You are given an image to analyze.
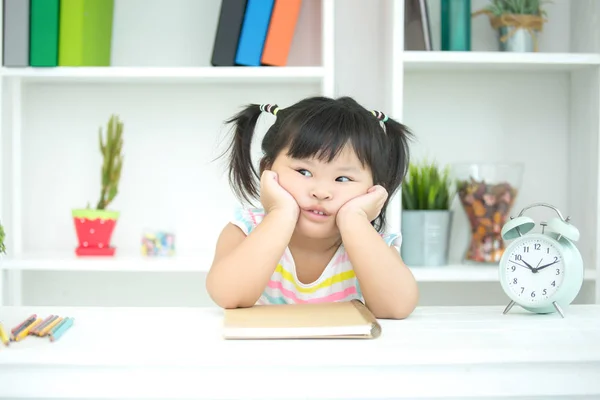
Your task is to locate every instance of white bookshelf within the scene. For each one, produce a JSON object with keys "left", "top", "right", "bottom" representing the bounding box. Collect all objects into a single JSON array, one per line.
[
  {"left": 1, "top": 66, "right": 328, "bottom": 84},
  {"left": 384, "top": 0, "right": 600, "bottom": 306},
  {"left": 2, "top": 253, "right": 596, "bottom": 283},
  {"left": 402, "top": 51, "right": 600, "bottom": 71},
  {"left": 0, "top": 0, "right": 598, "bottom": 307}
]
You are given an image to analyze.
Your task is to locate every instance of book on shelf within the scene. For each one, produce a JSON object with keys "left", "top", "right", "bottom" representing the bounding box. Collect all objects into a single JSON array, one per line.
[
  {"left": 211, "top": 0, "right": 303, "bottom": 67},
  {"left": 234, "top": 0, "right": 275, "bottom": 66},
  {"left": 211, "top": 0, "right": 249, "bottom": 67},
  {"left": 3, "top": 0, "right": 30, "bottom": 67},
  {"left": 58, "top": 0, "right": 115, "bottom": 66},
  {"left": 260, "top": 0, "right": 302, "bottom": 66},
  {"left": 30, "top": 0, "right": 60, "bottom": 67},
  {"left": 405, "top": 0, "right": 432, "bottom": 51}
]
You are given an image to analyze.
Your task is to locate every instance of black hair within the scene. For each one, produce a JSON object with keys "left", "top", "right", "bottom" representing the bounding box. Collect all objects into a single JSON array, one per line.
[{"left": 220, "top": 96, "right": 412, "bottom": 232}]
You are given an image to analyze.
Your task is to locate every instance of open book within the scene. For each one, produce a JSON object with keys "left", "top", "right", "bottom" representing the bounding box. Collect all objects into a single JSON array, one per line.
[{"left": 223, "top": 300, "right": 381, "bottom": 339}]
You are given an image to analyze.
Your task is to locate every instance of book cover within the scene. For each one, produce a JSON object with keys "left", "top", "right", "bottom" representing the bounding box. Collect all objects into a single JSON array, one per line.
[
  {"left": 234, "top": 0, "right": 274, "bottom": 66},
  {"left": 211, "top": 0, "right": 248, "bottom": 67},
  {"left": 3, "top": 0, "right": 30, "bottom": 67},
  {"left": 58, "top": 0, "right": 114, "bottom": 66},
  {"left": 223, "top": 300, "right": 382, "bottom": 340},
  {"left": 405, "top": 0, "right": 432, "bottom": 51},
  {"left": 260, "top": 0, "right": 302, "bottom": 66},
  {"left": 30, "top": 0, "right": 61, "bottom": 67}
]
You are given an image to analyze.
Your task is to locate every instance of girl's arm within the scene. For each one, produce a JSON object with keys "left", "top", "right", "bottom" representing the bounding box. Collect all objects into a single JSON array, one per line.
[
  {"left": 206, "top": 210, "right": 297, "bottom": 308},
  {"left": 338, "top": 213, "right": 419, "bottom": 319}
]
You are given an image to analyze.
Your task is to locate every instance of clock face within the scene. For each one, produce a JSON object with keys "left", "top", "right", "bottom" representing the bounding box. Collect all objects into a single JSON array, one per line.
[{"left": 503, "top": 236, "right": 565, "bottom": 304}]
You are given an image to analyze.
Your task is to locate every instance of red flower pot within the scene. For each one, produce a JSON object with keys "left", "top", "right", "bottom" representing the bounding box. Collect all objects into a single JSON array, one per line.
[{"left": 72, "top": 209, "right": 120, "bottom": 256}]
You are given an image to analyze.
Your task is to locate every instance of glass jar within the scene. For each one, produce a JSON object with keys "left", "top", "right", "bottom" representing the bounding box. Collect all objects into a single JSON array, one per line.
[{"left": 452, "top": 163, "right": 524, "bottom": 264}]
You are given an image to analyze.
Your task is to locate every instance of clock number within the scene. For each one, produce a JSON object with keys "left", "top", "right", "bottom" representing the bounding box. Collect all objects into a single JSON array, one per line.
[
  {"left": 515, "top": 254, "right": 522, "bottom": 261},
  {"left": 520, "top": 287, "right": 525, "bottom": 294},
  {"left": 547, "top": 247, "right": 550, "bottom": 254},
  {"left": 554, "top": 256, "right": 558, "bottom": 262},
  {"left": 556, "top": 269, "right": 560, "bottom": 275},
  {"left": 551, "top": 281, "right": 556, "bottom": 287},
  {"left": 534, "top": 243, "right": 541, "bottom": 250},
  {"left": 531, "top": 291, "right": 535, "bottom": 298},
  {"left": 511, "top": 266, "right": 516, "bottom": 272},
  {"left": 542, "top": 289, "right": 547, "bottom": 295},
  {"left": 523, "top": 246, "right": 529, "bottom": 253},
  {"left": 513, "top": 278, "right": 517, "bottom": 284}
]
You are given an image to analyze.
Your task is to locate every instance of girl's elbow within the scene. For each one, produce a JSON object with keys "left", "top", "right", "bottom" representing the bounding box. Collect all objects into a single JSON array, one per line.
[
  {"left": 205, "top": 277, "right": 256, "bottom": 309},
  {"left": 387, "top": 288, "right": 420, "bottom": 320}
]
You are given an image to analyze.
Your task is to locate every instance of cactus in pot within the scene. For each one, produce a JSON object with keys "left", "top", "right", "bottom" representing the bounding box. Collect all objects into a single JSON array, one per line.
[
  {"left": 0, "top": 221, "right": 6, "bottom": 255},
  {"left": 72, "top": 115, "right": 124, "bottom": 256}
]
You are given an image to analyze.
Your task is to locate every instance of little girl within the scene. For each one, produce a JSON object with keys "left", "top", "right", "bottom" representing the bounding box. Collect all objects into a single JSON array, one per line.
[{"left": 206, "top": 96, "right": 419, "bottom": 319}]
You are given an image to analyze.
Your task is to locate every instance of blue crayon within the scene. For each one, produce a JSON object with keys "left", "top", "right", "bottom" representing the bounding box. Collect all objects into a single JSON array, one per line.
[{"left": 49, "top": 317, "right": 74, "bottom": 342}]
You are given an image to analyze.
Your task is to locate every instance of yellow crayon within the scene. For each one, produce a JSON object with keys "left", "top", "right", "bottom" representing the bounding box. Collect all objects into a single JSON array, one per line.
[
  {"left": 14, "top": 318, "right": 42, "bottom": 342},
  {"left": 38, "top": 317, "right": 63, "bottom": 337},
  {"left": 0, "top": 323, "right": 9, "bottom": 346}
]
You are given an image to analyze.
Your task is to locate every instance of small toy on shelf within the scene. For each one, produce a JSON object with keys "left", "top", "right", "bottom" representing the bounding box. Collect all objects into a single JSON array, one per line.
[
  {"left": 72, "top": 115, "right": 124, "bottom": 257},
  {"left": 141, "top": 231, "right": 175, "bottom": 257}
]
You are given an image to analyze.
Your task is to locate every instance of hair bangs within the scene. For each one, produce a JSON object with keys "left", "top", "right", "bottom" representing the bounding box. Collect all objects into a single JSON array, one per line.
[{"left": 282, "top": 105, "right": 378, "bottom": 168}]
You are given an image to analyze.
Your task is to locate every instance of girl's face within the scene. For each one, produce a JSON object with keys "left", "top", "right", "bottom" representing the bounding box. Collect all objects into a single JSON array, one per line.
[{"left": 268, "top": 145, "right": 374, "bottom": 239}]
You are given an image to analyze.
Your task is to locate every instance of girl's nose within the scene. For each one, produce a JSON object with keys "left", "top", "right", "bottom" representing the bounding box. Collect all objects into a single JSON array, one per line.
[{"left": 311, "top": 188, "right": 332, "bottom": 200}]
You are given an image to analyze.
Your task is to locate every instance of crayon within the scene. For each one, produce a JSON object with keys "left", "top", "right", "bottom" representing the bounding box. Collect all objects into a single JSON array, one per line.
[
  {"left": 38, "top": 317, "right": 63, "bottom": 337},
  {"left": 11, "top": 314, "right": 36, "bottom": 334},
  {"left": 48, "top": 317, "right": 67, "bottom": 336},
  {"left": 11, "top": 316, "right": 37, "bottom": 341},
  {"left": 50, "top": 317, "right": 74, "bottom": 342},
  {"left": 31, "top": 315, "right": 56, "bottom": 336},
  {"left": 11, "top": 314, "right": 36, "bottom": 335},
  {"left": 30, "top": 315, "right": 55, "bottom": 336},
  {"left": 14, "top": 318, "right": 42, "bottom": 342},
  {"left": 0, "top": 323, "right": 9, "bottom": 346}
]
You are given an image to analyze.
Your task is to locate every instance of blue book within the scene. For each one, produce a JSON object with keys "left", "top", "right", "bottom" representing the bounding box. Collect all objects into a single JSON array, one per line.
[{"left": 234, "top": 0, "right": 275, "bottom": 66}]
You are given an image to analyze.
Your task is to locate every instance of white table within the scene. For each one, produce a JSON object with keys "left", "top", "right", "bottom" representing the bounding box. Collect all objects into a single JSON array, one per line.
[{"left": 0, "top": 304, "right": 599, "bottom": 399}]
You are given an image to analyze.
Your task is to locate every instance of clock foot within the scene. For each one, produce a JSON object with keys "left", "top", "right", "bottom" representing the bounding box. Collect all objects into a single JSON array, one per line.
[
  {"left": 503, "top": 300, "right": 516, "bottom": 314},
  {"left": 553, "top": 301, "right": 565, "bottom": 318}
]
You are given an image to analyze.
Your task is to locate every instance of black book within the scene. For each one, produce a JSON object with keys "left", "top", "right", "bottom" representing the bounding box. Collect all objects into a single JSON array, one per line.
[{"left": 211, "top": 0, "right": 248, "bottom": 66}]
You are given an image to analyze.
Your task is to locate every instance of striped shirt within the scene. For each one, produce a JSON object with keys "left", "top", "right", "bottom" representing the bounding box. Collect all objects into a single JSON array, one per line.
[{"left": 230, "top": 207, "right": 402, "bottom": 305}]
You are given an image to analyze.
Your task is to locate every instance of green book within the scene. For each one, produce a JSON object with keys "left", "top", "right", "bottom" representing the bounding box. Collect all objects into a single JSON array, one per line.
[
  {"left": 58, "top": 0, "right": 114, "bottom": 66},
  {"left": 30, "top": 0, "right": 60, "bottom": 67}
]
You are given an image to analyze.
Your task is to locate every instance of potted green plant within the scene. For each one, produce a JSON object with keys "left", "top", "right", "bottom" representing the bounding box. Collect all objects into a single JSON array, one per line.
[
  {"left": 400, "top": 160, "right": 454, "bottom": 266},
  {"left": 474, "top": 0, "right": 550, "bottom": 52},
  {"left": 72, "top": 114, "right": 124, "bottom": 257}
]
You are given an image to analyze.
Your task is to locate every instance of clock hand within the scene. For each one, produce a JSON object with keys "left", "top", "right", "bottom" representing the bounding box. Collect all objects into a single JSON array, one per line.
[
  {"left": 521, "top": 259, "right": 535, "bottom": 271},
  {"left": 510, "top": 260, "right": 533, "bottom": 271},
  {"left": 536, "top": 260, "right": 559, "bottom": 271}
]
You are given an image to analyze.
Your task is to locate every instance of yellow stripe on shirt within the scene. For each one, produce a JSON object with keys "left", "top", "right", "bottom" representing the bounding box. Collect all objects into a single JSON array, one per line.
[{"left": 273, "top": 264, "right": 356, "bottom": 294}]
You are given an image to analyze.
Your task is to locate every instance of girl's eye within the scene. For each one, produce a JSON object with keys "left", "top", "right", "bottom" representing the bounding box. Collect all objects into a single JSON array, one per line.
[
  {"left": 336, "top": 176, "right": 352, "bottom": 182},
  {"left": 297, "top": 169, "right": 312, "bottom": 177}
]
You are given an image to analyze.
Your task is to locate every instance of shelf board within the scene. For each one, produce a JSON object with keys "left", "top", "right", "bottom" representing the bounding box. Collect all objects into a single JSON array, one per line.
[
  {"left": 402, "top": 51, "right": 600, "bottom": 72},
  {"left": 1, "top": 254, "right": 596, "bottom": 282},
  {"left": 0, "top": 253, "right": 213, "bottom": 272},
  {"left": 0, "top": 66, "right": 326, "bottom": 84},
  {"left": 410, "top": 264, "right": 597, "bottom": 282}
]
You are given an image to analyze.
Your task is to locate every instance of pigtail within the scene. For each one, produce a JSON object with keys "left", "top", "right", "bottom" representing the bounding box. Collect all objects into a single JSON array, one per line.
[
  {"left": 222, "top": 104, "right": 263, "bottom": 205},
  {"left": 374, "top": 113, "right": 413, "bottom": 232},
  {"left": 383, "top": 117, "right": 412, "bottom": 187}
]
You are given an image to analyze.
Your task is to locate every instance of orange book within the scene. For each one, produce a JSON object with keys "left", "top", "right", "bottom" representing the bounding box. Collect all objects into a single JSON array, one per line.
[{"left": 260, "top": 0, "right": 302, "bottom": 66}]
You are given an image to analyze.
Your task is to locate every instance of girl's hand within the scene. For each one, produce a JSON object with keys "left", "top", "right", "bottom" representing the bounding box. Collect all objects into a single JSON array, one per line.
[
  {"left": 337, "top": 185, "right": 388, "bottom": 224},
  {"left": 260, "top": 170, "right": 300, "bottom": 218}
]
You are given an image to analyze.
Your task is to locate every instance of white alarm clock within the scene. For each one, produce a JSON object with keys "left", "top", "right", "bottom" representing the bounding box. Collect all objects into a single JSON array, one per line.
[{"left": 499, "top": 202, "right": 584, "bottom": 318}]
